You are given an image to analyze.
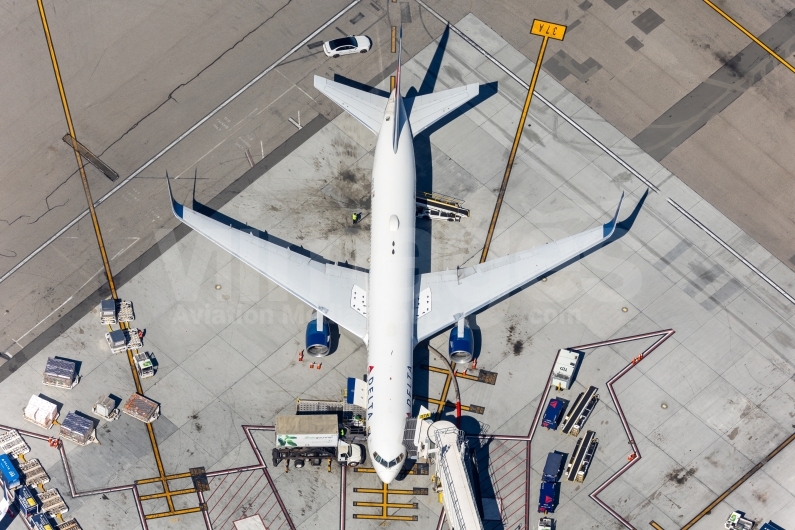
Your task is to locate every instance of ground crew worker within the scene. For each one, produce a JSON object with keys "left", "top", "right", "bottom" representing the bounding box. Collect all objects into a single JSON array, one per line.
[{"left": 352, "top": 212, "right": 359, "bottom": 224}]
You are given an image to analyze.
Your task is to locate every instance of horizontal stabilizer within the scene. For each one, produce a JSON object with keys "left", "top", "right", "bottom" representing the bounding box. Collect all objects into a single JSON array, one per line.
[
  {"left": 314, "top": 76, "right": 388, "bottom": 135},
  {"left": 415, "top": 193, "right": 625, "bottom": 342},
  {"left": 407, "top": 84, "right": 480, "bottom": 136}
]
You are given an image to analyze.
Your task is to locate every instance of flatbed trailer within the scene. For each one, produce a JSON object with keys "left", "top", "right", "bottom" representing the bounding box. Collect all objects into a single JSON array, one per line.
[
  {"left": 0, "top": 429, "right": 30, "bottom": 457},
  {"left": 561, "top": 386, "right": 598, "bottom": 435},
  {"left": 566, "top": 430, "right": 597, "bottom": 482},
  {"left": 39, "top": 488, "right": 68, "bottom": 516},
  {"left": 19, "top": 459, "right": 50, "bottom": 487}
]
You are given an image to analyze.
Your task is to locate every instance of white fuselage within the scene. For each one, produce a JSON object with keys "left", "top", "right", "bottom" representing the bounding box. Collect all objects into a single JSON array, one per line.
[{"left": 366, "top": 91, "right": 416, "bottom": 483}]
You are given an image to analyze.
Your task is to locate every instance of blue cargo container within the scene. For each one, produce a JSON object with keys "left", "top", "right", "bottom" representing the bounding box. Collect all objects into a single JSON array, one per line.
[
  {"left": 0, "top": 454, "right": 20, "bottom": 490},
  {"left": 16, "top": 485, "right": 39, "bottom": 517},
  {"left": 542, "top": 398, "right": 568, "bottom": 430},
  {"left": 30, "top": 513, "right": 55, "bottom": 530},
  {"left": 760, "top": 522, "right": 786, "bottom": 530},
  {"left": 537, "top": 481, "right": 559, "bottom": 513},
  {"left": 542, "top": 452, "right": 566, "bottom": 483}
]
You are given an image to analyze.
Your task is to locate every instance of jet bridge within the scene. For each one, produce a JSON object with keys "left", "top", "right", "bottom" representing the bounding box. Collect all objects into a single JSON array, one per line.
[{"left": 415, "top": 411, "right": 483, "bottom": 530}]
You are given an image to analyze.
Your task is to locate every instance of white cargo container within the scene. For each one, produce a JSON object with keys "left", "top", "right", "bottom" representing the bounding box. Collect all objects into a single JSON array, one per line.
[
  {"left": 551, "top": 349, "right": 581, "bottom": 390},
  {"left": 276, "top": 415, "right": 339, "bottom": 448},
  {"left": 23, "top": 396, "right": 59, "bottom": 430}
]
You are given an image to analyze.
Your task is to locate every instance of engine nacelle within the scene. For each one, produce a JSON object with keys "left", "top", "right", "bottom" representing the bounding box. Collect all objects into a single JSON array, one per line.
[
  {"left": 305, "top": 311, "right": 330, "bottom": 357},
  {"left": 448, "top": 318, "right": 473, "bottom": 364}
]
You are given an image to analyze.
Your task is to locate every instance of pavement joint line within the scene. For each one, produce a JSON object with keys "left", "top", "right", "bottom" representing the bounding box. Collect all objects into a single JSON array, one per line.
[
  {"left": 0, "top": 0, "right": 362, "bottom": 287},
  {"left": 703, "top": 0, "right": 795, "bottom": 75}
]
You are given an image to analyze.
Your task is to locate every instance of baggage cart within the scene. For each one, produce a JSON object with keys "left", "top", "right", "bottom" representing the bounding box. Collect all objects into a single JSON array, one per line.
[
  {"left": 59, "top": 413, "right": 97, "bottom": 446},
  {"left": 42, "top": 358, "right": 78, "bottom": 389},
  {"left": 99, "top": 299, "right": 134, "bottom": 325},
  {"left": 57, "top": 520, "right": 82, "bottom": 530}
]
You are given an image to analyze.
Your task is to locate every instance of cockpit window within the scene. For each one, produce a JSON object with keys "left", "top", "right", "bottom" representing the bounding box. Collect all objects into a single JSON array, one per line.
[{"left": 372, "top": 451, "right": 404, "bottom": 468}]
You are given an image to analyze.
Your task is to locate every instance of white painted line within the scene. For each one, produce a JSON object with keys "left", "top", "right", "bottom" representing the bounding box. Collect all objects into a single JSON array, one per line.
[
  {"left": 0, "top": 0, "right": 360, "bottom": 286},
  {"left": 668, "top": 199, "right": 795, "bottom": 305},
  {"left": 415, "top": 0, "right": 660, "bottom": 193}
]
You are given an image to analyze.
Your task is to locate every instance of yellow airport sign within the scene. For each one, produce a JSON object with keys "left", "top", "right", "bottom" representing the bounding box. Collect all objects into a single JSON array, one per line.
[{"left": 531, "top": 19, "right": 566, "bottom": 40}]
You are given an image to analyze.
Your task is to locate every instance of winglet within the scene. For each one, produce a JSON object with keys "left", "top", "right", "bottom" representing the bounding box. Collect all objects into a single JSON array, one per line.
[
  {"left": 166, "top": 172, "right": 184, "bottom": 219},
  {"left": 602, "top": 191, "right": 624, "bottom": 238},
  {"left": 392, "top": 25, "right": 403, "bottom": 154}
]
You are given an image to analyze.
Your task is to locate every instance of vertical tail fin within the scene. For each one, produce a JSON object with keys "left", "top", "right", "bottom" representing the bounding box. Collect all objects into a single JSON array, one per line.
[{"left": 392, "top": 26, "right": 403, "bottom": 153}]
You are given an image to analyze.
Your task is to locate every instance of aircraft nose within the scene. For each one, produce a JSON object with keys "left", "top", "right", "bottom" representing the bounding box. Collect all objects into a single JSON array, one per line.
[{"left": 373, "top": 461, "right": 401, "bottom": 484}]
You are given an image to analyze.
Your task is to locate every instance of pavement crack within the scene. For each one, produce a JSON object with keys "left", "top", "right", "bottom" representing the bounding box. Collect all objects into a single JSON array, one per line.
[{"left": 99, "top": 0, "right": 295, "bottom": 157}]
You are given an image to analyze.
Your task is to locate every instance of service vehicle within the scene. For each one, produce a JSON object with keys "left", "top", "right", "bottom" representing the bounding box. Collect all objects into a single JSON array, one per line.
[
  {"left": 541, "top": 398, "right": 568, "bottom": 430},
  {"left": 537, "top": 481, "right": 559, "bottom": 513},
  {"left": 760, "top": 521, "right": 785, "bottom": 530},
  {"left": 726, "top": 511, "right": 755, "bottom": 530},
  {"left": 0, "top": 454, "right": 20, "bottom": 491},
  {"left": 542, "top": 452, "right": 565, "bottom": 483},
  {"left": 0, "top": 475, "right": 13, "bottom": 518},
  {"left": 134, "top": 352, "right": 155, "bottom": 379},
  {"left": 272, "top": 414, "right": 365, "bottom": 468},
  {"left": 538, "top": 517, "right": 554, "bottom": 530},
  {"left": 561, "top": 386, "right": 599, "bottom": 435},
  {"left": 551, "top": 349, "right": 581, "bottom": 389},
  {"left": 322, "top": 35, "right": 371, "bottom": 57}
]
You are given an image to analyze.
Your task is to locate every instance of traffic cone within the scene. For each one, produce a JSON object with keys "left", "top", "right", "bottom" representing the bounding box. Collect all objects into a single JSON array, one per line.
[
  {"left": 298, "top": 350, "right": 304, "bottom": 362},
  {"left": 316, "top": 363, "right": 322, "bottom": 370},
  {"left": 310, "top": 362, "right": 316, "bottom": 369}
]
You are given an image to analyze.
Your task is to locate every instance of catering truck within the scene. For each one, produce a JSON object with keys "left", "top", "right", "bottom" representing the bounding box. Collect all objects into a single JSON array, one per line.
[{"left": 272, "top": 414, "right": 365, "bottom": 468}]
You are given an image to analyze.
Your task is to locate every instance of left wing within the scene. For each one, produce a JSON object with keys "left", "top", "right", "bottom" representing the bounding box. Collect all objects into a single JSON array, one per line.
[
  {"left": 415, "top": 194, "right": 624, "bottom": 343},
  {"left": 167, "top": 178, "right": 369, "bottom": 341}
]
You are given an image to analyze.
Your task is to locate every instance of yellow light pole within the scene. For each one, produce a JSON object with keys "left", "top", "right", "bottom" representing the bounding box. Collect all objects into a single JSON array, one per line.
[
  {"left": 480, "top": 19, "right": 567, "bottom": 263},
  {"left": 36, "top": 0, "right": 118, "bottom": 298}
]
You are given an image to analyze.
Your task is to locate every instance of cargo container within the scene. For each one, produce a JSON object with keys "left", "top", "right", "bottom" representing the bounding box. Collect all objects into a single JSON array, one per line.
[
  {"left": 23, "top": 395, "right": 59, "bottom": 430},
  {"left": 30, "top": 513, "right": 56, "bottom": 530},
  {"left": 0, "top": 454, "right": 20, "bottom": 490},
  {"left": 121, "top": 394, "right": 160, "bottom": 423},
  {"left": 16, "top": 485, "right": 39, "bottom": 517},
  {"left": 542, "top": 452, "right": 566, "bottom": 483},
  {"left": 59, "top": 413, "right": 97, "bottom": 446},
  {"left": 42, "top": 358, "right": 78, "bottom": 389}
]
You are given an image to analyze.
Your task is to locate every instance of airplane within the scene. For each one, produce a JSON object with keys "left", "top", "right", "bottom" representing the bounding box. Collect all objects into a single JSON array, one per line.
[{"left": 167, "top": 28, "right": 627, "bottom": 484}]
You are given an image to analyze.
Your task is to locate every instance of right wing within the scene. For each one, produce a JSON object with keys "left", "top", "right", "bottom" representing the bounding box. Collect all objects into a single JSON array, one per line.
[
  {"left": 415, "top": 194, "right": 624, "bottom": 343},
  {"left": 314, "top": 76, "right": 388, "bottom": 135},
  {"left": 168, "top": 179, "right": 369, "bottom": 341}
]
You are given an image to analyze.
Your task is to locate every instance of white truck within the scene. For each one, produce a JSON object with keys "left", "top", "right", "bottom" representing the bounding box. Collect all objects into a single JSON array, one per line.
[
  {"left": 552, "top": 349, "right": 581, "bottom": 390},
  {"left": 272, "top": 414, "right": 365, "bottom": 469}
]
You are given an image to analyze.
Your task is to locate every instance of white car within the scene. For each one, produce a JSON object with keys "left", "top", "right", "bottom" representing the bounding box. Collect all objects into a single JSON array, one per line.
[{"left": 323, "top": 36, "right": 372, "bottom": 57}]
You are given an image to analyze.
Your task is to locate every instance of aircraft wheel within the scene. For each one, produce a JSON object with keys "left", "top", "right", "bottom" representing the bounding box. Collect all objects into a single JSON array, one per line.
[{"left": 333, "top": 54, "right": 340, "bottom": 58}]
